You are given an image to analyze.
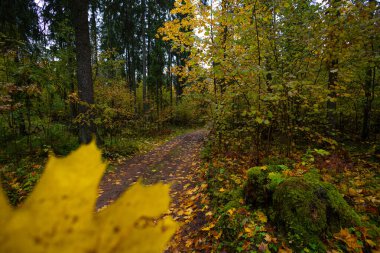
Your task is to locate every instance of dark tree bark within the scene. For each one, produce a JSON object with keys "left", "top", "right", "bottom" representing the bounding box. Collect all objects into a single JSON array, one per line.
[
  {"left": 175, "top": 55, "right": 183, "bottom": 104},
  {"left": 220, "top": 0, "right": 228, "bottom": 94},
  {"left": 327, "top": 58, "right": 338, "bottom": 127},
  {"left": 168, "top": 50, "right": 173, "bottom": 107},
  {"left": 361, "top": 0, "right": 377, "bottom": 140},
  {"left": 141, "top": 0, "right": 148, "bottom": 113},
  {"left": 362, "top": 68, "right": 375, "bottom": 140},
  {"left": 90, "top": 0, "right": 98, "bottom": 78},
  {"left": 326, "top": 0, "right": 340, "bottom": 129},
  {"left": 69, "top": 0, "right": 95, "bottom": 144}
]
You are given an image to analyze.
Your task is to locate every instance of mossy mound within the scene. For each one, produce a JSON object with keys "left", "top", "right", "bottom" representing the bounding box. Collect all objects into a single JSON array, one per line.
[
  {"left": 272, "top": 173, "right": 360, "bottom": 247},
  {"left": 244, "top": 165, "right": 287, "bottom": 208}
]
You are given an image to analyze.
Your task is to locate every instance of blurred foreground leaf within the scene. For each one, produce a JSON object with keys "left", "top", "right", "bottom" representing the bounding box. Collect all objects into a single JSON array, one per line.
[{"left": 0, "top": 141, "right": 177, "bottom": 253}]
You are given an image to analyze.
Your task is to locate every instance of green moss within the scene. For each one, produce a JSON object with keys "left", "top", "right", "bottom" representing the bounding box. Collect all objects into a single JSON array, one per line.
[
  {"left": 268, "top": 172, "right": 286, "bottom": 191},
  {"left": 244, "top": 165, "right": 287, "bottom": 207},
  {"left": 223, "top": 199, "right": 242, "bottom": 212},
  {"left": 272, "top": 174, "right": 360, "bottom": 249}
]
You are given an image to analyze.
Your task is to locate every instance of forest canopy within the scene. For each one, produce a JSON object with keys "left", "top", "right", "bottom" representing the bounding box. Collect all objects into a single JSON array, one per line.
[{"left": 0, "top": 0, "right": 379, "bottom": 155}]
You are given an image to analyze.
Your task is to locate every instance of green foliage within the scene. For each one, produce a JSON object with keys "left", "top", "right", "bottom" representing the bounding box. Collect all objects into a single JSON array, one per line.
[
  {"left": 161, "top": 0, "right": 380, "bottom": 159},
  {"left": 314, "top": 149, "right": 330, "bottom": 156},
  {"left": 200, "top": 141, "right": 212, "bottom": 161},
  {"left": 0, "top": 159, "right": 43, "bottom": 206},
  {"left": 93, "top": 77, "right": 134, "bottom": 139},
  {"left": 267, "top": 172, "right": 286, "bottom": 191},
  {"left": 103, "top": 138, "right": 139, "bottom": 158},
  {"left": 172, "top": 95, "right": 206, "bottom": 126}
]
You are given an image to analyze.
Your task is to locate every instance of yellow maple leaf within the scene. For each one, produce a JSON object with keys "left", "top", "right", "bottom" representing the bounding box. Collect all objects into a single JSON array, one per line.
[
  {"left": 244, "top": 227, "right": 253, "bottom": 234},
  {"left": 334, "top": 228, "right": 363, "bottom": 251},
  {"left": 278, "top": 246, "right": 293, "bottom": 253},
  {"left": 256, "top": 211, "right": 268, "bottom": 223},
  {"left": 0, "top": 141, "right": 178, "bottom": 253},
  {"left": 201, "top": 223, "right": 215, "bottom": 231},
  {"left": 185, "top": 239, "right": 193, "bottom": 247},
  {"left": 227, "top": 208, "right": 236, "bottom": 216}
]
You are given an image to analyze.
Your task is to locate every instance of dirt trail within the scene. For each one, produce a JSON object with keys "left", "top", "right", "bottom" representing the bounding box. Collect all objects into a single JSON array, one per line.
[
  {"left": 96, "top": 129, "right": 208, "bottom": 209},
  {"left": 96, "top": 129, "right": 211, "bottom": 251}
]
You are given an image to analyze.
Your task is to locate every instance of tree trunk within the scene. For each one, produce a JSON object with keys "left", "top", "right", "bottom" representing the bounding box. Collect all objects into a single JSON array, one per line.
[
  {"left": 141, "top": 0, "right": 148, "bottom": 113},
  {"left": 361, "top": 67, "right": 375, "bottom": 140},
  {"left": 361, "top": 0, "right": 377, "bottom": 140},
  {"left": 131, "top": 40, "right": 137, "bottom": 114},
  {"left": 220, "top": 0, "right": 228, "bottom": 94},
  {"left": 70, "top": 0, "right": 95, "bottom": 144},
  {"left": 90, "top": 0, "right": 98, "bottom": 78},
  {"left": 327, "top": 58, "right": 338, "bottom": 127},
  {"left": 175, "top": 55, "right": 183, "bottom": 104},
  {"left": 326, "top": 0, "right": 340, "bottom": 128},
  {"left": 168, "top": 50, "right": 173, "bottom": 108}
]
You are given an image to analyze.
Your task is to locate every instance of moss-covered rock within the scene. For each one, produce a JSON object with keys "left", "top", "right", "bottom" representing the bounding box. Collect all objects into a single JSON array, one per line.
[
  {"left": 244, "top": 165, "right": 287, "bottom": 208},
  {"left": 272, "top": 172, "right": 360, "bottom": 248}
]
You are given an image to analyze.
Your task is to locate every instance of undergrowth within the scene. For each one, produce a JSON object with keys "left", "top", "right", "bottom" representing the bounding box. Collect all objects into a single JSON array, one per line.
[{"left": 201, "top": 140, "right": 380, "bottom": 252}]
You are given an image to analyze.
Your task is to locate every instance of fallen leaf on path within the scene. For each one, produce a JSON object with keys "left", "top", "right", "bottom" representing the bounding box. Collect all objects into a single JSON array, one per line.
[
  {"left": 256, "top": 211, "right": 268, "bottom": 223},
  {"left": 201, "top": 223, "right": 215, "bottom": 231},
  {"left": 334, "top": 228, "right": 363, "bottom": 251}
]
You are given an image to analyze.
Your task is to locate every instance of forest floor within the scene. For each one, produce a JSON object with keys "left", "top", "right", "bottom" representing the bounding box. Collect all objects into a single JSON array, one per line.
[
  {"left": 95, "top": 129, "right": 380, "bottom": 252},
  {"left": 96, "top": 129, "right": 211, "bottom": 252}
]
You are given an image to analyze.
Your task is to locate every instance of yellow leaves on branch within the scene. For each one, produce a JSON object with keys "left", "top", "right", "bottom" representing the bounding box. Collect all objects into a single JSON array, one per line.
[
  {"left": 171, "top": 0, "right": 195, "bottom": 16},
  {"left": 0, "top": 142, "right": 177, "bottom": 253}
]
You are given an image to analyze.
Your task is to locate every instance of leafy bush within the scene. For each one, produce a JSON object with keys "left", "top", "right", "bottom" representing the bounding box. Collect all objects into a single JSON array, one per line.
[
  {"left": 103, "top": 138, "right": 139, "bottom": 157},
  {"left": 172, "top": 96, "right": 205, "bottom": 126}
]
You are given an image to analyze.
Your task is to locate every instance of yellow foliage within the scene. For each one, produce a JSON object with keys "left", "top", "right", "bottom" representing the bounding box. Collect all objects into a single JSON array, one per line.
[
  {"left": 0, "top": 141, "right": 177, "bottom": 253},
  {"left": 0, "top": 187, "right": 11, "bottom": 226},
  {"left": 334, "top": 228, "right": 363, "bottom": 251},
  {"left": 256, "top": 211, "right": 268, "bottom": 223}
]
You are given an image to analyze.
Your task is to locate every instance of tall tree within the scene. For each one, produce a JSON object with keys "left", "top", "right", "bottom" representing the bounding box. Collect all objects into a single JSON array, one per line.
[
  {"left": 361, "top": 0, "right": 378, "bottom": 140},
  {"left": 141, "top": 0, "right": 148, "bottom": 113},
  {"left": 69, "top": 0, "right": 95, "bottom": 144},
  {"left": 90, "top": 0, "right": 99, "bottom": 78},
  {"left": 325, "top": 0, "right": 342, "bottom": 129}
]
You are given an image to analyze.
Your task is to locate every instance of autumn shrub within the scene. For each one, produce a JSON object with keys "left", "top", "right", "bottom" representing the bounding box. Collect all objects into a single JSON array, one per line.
[
  {"left": 45, "top": 123, "right": 78, "bottom": 155},
  {"left": 94, "top": 78, "right": 135, "bottom": 140},
  {"left": 204, "top": 161, "right": 277, "bottom": 252},
  {"left": 200, "top": 140, "right": 212, "bottom": 161},
  {"left": 211, "top": 183, "right": 270, "bottom": 252},
  {"left": 261, "top": 156, "right": 294, "bottom": 168},
  {"left": 172, "top": 96, "right": 205, "bottom": 126},
  {"left": 0, "top": 159, "right": 43, "bottom": 206},
  {"left": 103, "top": 138, "right": 139, "bottom": 158},
  {"left": 215, "top": 206, "right": 255, "bottom": 251}
]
